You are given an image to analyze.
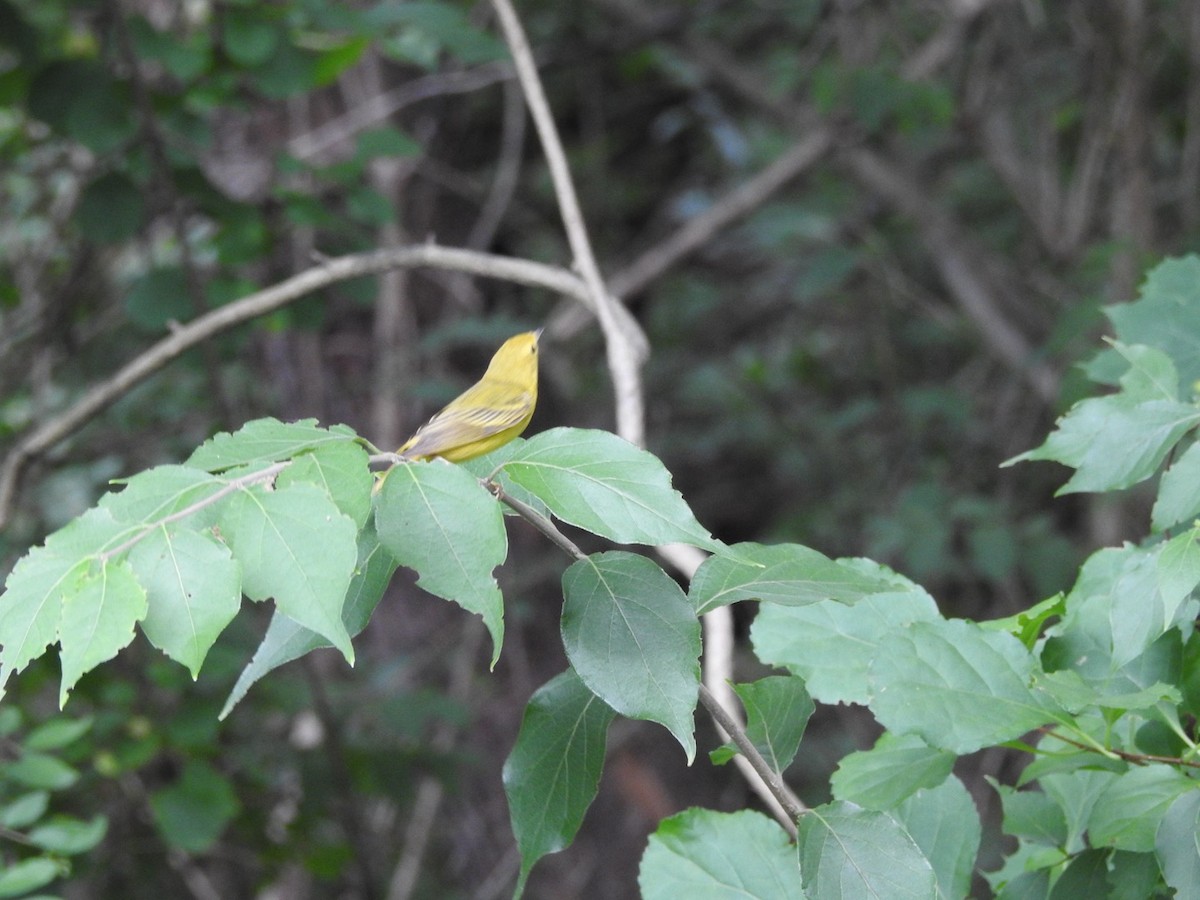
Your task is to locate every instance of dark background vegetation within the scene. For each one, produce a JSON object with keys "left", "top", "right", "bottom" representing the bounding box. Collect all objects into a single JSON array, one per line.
[{"left": 0, "top": 0, "right": 1195, "bottom": 896}]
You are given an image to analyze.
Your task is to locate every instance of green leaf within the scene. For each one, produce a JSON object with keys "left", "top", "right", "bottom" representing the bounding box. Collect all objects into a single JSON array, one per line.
[
  {"left": 374, "top": 461, "right": 506, "bottom": 666},
  {"left": 797, "top": 801, "right": 937, "bottom": 899},
  {"left": 127, "top": 526, "right": 241, "bottom": 678},
  {"left": 992, "top": 779, "right": 1068, "bottom": 846},
  {"left": 751, "top": 574, "right": 941, "bottom": 705},
  {"left": 1107, "top": 850, "right": 1165, "bottom": 900},
  {"left": 1157, "top": 789, "right": 1200, "bottom": 899},
  {"left": 0, "top": 507, "right": 135, "bottom": 690},
  {"left": 504, "top": 669, "right": 614, "bottom": 896},
  {"left": 1005, "top": 394, "right": 1200, "bottom": 495},
  {"left": 149, "top": 760, "right": 240, "bottom": 853},
  {"left": 639, "top": 808, "right": 804, "bottom": 899},
  {"left": 1040, "top": 769, "right": 1118, "bottom": 854},
  {"left": 186, "top": 418, "right": 359, "bottom": 472},
  {"left": 220, "top": 483, "right": 357, "bottom": 662},
  {"left": 27, "top": 814, "right": 107, "bottom": 854},
  {"left": 1107, "top": 546, "right": 1172, "bottom": 669},
  {"left": 1154, "top": 442, "right": 1200, "bottom": 531},
  {"left": 713, "top": 675, "right": 812, "bottom": 773},
  {"left": 892, "top": 777, "right": 981, "bottom": 900},
  {"left": 504, "top": 428, "right": 723, "bottom": 553},
  {"left": 1088, "top": 764, "right": 1193, "bottom": 852},
  {"left": 830, "top": 733, "right": 955, "bottom": 811},
  {"left": 690, "top": 543, "right": 891, "bottom": 614},
  {"left": 220, "top": 526, "right": 397, "bottom": 718},
  {"left": 561, "top": 552, "right": 700, "bottom": 760},
  {"left": 356, "top": 126, "right": 422, "bottom": 159},
  {"left": 0, "top": 791, "right": 49, "bottom": 829},
  {"left": 1107, "top": 255, "right": 1200, "bottom": 391},
  {"left": 0, "top": 857, "right": 61, "bottom": 897},
  {"left": 868, "top": 619, "right": 1067, "bottom": 754},
  {"left": 277, "top": 439, "right": 373, "bottom": 528},
  {"left": 1159, "top": 527, "right": 1200, "bottom": 614},
  {"left": 981, "top": 592, "right": 1066, "bottom": 648},
  {"left": 27, "top": 59, "right": 135, "bottom": 152},
  {"left": 100, "top": 465, "right": 228, "bottom": 522},
  {"left": 6, "top": 752, "right": 78, "bottom": 790},
  {"left": 77, "top": 171, "right": 144, "bottom": 243},
  {"left": 58, "top": 559, "right": 148, "bottom": 706},
  {"left": 25, "top": 715, "right": 92, "bottom": 751},
  {"left": 223, "top": 7, "right": 279, "bottom": 66},
  {"left": 1048, "top": 849, "right": 1111, "bottom": 900}
]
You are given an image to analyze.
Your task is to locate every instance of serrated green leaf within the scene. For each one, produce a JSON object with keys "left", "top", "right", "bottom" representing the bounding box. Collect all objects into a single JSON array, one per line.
[
  {"left": 1005, "top": 395, "right": 1200, "bottom": 495},
  {"left": 639, "top": 808, "right": 804, "bottom": 899},
  {"left": 28, "top": 814, "right": 107, "bottom": 854},
  {"left": 25, "top": 715, "right": 92, "bottom": 751},
  {"left": 374, "top": 461, "right": 505, "bottom": 666},
  {"left": 58, "top": 559, "right": 148, "bottom": 706},
  {"left": 504, "top": 669, "right": 614, "bottom": 896},
  {"left": 1155, "top": 442, "right": 1200, "bottom": 532},
  {"left": 1157, "top": 790, "right": 1200, "bottom": 899},
  {"left": 220, "top": 526, "right": 397, "bottom": 719},
  {"left": 1111, "top": 343, "right": 1182, "bottom": 402},
  {"left": 713, "top": 676, "right": 812, "bottom": 773},
  {"left": 100, "top": 465, "right": 228, "bottom": 522},
  {"left": 127, "top": 526, "right": 241, "bottom": 678},
  {"left": 981, "top": 593, "right": 1066, "bottom": 648},
  {"left": 1040, "top": 769, "right": 1119, "bottom": 854},
  {"left": 149, "top": 760, "right": 240, "bottom": 853},
  {"left": 1159, "top": 527, "right": 1200, "bottom": 614},
  {"left": 561, "top": 552, "right": 700, "bottom": 760},
  {"left": 0, "top": 791, "right": 49, "bottom": 829},
  {"left": 187, "top": 418, "right": 359, "bottom": 472},
  {"left": 1108, "top": 546, "right": 1170, "bottom": 669},
  {"left": 992, "top": 779, "right": 1068, "bottom": 846},
  {"left": 1107, "top": 255, "right": 1200, "bottom": 391},
  {"left": 277, "top": 440, "right": 373, "bottom": 528},
  {"left": 690, "top": 543, "right": 891, "bottom": 614},
  {"left": 0, "top": 856, "right": 61, "bottom": 897},
  {"left": 797, "top": 801, "right": 937, "bottom": 899},
  {"left": 0, "top": 507, "right": 136, "bottom": 690},
  {"left": 1088, "top": 764, "right": 1193, "bottom": 852},
  {"left": 219, "top": 483, "right": 356, "bottom": 663},
  {"left": 830, "top": 733, "right": 955, "bottom": 810},
  {"left": 751, "top": 573, "right": 940, "bottom": 705},
  {"left": 868, "top": 619, "right": 1067, "bottom": 754},
  {"left": 503, "top": 428, "right": 723, "bottom": 553},
  {"left": 892, "top": 777, "right": 981, "bottom": 900}
]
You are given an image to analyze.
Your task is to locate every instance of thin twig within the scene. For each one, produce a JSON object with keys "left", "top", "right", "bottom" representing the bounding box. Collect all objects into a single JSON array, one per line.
[
  {"left": 289, "top": 62, "right": 516, "bottom": 162},
  {"left": 489, "top": 0, "right": 648, "bottom": 445},
  {"left": 489, "top": 483, "right": 586, "bottom": 561},
  {"left": 608, "top": 132, "right": 833, "bottom": 300},
  {"left": 490, "top": 477, "right": 805, "bottom": 833},
  {"left": 99, "top": 461, "right": 289, "bottom": 560},
  {"left": 0, "top": 244, "right": 599, "bottom": 528},
  {"left": 698, "top": 684, "right": 802, "bottom": 836}
]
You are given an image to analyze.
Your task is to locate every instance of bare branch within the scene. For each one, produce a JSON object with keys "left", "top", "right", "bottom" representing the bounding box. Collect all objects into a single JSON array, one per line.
[
  {"left": 609, "top": 132, "right": 834, "bottom": 300},
  {"left": 490, "top": 0, "right": 649, "bottom": 446},
  {"left": 0, "top": 244, "right": 604, "bottom": 529}
]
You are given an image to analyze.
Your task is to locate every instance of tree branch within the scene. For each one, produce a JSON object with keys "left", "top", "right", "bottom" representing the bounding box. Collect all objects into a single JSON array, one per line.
[
  {"left": 490, "top": 0, "right": 649, "bottom": 446},
  {"left": 698, "top": 684, "right": 804, "bottom": 835},
  {"left": 0, "top": 244, "right": 614, "bottom": 529}
]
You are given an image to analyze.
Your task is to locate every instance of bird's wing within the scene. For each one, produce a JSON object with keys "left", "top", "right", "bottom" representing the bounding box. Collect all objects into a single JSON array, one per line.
[{"left": 400, "top": 385, "right": 533, "bottom": 457}]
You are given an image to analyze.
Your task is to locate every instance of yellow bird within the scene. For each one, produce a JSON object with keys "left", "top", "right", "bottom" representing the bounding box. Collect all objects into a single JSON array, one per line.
[{"left": 397, "top": 329, "right": 542, "bottom": 463}]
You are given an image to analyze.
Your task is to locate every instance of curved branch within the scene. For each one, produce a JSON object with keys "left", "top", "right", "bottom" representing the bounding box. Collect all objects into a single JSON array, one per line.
[{"left": 0, "top": 245, "right": 600, "bottom": 529}]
